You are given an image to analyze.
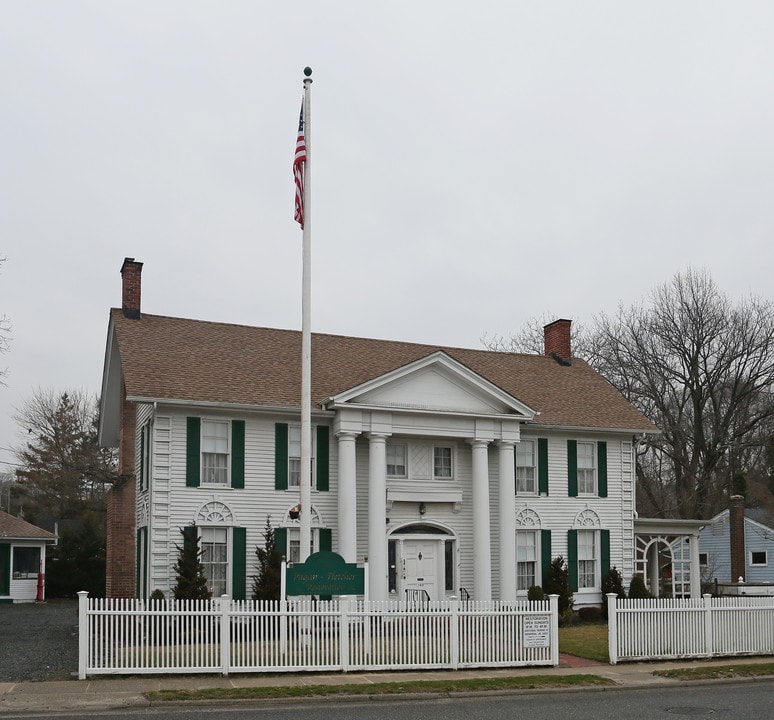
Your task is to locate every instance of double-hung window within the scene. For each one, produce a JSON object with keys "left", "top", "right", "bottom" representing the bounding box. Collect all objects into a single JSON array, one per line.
[
  {"left": 200, "top": 527, "right": 229, "bottom": 597},
  {"left": 386, "top": 444, "right": 407, "bottom": 477},
  {"left": 288, "top": 425, "right": 315, "bottom": 488},
  {"left": 516, "top": 530, "right": 538, "bottom": 591},
  {"left": 577, "top": 530, "right": 597, "bottom": 588},
  {"left": 516, "top": 440, "right": 536, "bottom": 494},
  {"left": 576, "top": 442, "right": 596, "bottom": 495},
  {"left": 288, "top": 529, "right": 317, "bottom": 564},
  {"left": 202, "top": 420, "right": 229, "bottom": 485},
  {"left": 433, "top": 446, "right": 453, "bottom": 479}
]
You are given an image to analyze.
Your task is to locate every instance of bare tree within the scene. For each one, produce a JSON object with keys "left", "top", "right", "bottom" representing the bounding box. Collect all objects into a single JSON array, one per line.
[
  {"left": 13, "top": 389, "right": 118, "bottom": 525},
  {"left": 587, "top": 269, "right": 774, "bottom": 519}
]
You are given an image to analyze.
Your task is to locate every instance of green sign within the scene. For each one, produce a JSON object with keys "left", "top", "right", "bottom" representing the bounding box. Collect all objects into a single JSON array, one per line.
[{"left": 286, "top": 551, "right": 364, "bottom": 596}]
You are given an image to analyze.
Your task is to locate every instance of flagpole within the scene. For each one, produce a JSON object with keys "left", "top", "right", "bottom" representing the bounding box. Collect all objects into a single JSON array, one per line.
[{"left": 299, "top": 67, "right": 313, "bottom": 564}]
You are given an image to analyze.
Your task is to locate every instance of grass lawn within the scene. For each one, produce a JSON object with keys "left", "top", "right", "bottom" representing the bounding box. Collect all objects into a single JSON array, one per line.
[
  {"left": 146, "top": 674, "right": 614, "bottom": 703},
  {"left": 558, "top": 623, "right": 609, "bottom": 663}
]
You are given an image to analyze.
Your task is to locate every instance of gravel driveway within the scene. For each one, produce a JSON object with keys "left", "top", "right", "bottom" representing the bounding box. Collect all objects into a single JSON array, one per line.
[{"left": 0, "top": 599, "right": 79, "bottom": 681}]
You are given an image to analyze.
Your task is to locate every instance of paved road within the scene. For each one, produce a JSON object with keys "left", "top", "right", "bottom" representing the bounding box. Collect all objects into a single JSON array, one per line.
[{"left": 0, "top": 599, "right": 78, "bottom": 681}]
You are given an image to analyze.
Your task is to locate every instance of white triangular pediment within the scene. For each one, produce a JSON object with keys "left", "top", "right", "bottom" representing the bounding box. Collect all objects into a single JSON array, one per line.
[{"left": 326, "top": 351, "right": 535, "bottom": 419}]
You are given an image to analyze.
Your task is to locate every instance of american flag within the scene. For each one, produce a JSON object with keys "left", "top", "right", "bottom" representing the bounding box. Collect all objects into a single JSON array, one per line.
[{"left": 293, "top": 101, "right": 306, "bottom": 227}]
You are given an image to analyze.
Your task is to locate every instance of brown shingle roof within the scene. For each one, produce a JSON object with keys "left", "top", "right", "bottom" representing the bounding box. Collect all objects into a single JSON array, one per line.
[
  {"left": 111, "top": 308, "right": 657, "bottom": 432},
  {"left": 0, "top": 510, "right": 57, "bottom": 541}
]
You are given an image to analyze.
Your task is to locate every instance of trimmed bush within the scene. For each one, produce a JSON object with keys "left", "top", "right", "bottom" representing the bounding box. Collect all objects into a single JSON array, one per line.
[
  {"left": 628, "top": 573, "right": 652, "bottom": 599},
  {"left": 527, "top": 585, "right": 545, "bottom": 601},
  {"left": 601, "top": 565, "right": 627, "bottom": 618},
  {"left": 543, "top": 556, "right": 574, "bottom": 614},
  {"left": 578, "top": 606, "right": 604, "bottom": 623}
]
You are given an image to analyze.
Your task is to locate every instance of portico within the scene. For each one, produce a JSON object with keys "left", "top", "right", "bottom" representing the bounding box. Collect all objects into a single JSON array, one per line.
[{"left": 326, "top": 351, "right": 534, "bottom": 602}]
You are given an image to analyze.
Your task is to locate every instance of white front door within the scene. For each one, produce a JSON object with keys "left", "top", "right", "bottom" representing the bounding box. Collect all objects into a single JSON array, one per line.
[{"left": 402, "top": 540, "right": 438, "bottom": 600}]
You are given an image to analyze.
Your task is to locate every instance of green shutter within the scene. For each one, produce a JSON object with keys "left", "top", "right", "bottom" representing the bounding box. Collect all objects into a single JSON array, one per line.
[
  {"left": 319, "top": 528, "right": 332, "bottom": 552},
  {"left": 316, "top": 425, "right": 329, "bottom": 491},
  {"left": 139, "top": 426, "right": 146, "bottom": 492},
  {"left": 231, "top": 420, "right": 245, "bottom": 489},
  {"left": 183, "top": 525, "right": 197, "bottom": 557},
  {"left": 232, "top": 527, "right": 247, "bottom": 600},
  {"left": 275, "top": 423, "right": 289, "bottom": 490},
  {"left": 567, "top": 440, "right": 578, "bottom": 497},
  {"left": 597, "top": 441, "right": 607, "bottom": 498},
  {"left": 540, "top": 529, "right": 552, "bottom": 589},
  {"left": 136, "top": 527, "right": 148, "bottom": 598},
  {"left": 568, "top": 529, "right": 579, "bottom": 592},
  {"left": 600, "top": 529, "right": 611, "bottom": 585},
  {"left": 186, "top": 417, "right": 201, "bottom": 487},
  {"left": 538, "top": 438, "right": 549, "bottom": 495},
  {"left": 274, "top": 527, "right": 288, "bottom": 560}
]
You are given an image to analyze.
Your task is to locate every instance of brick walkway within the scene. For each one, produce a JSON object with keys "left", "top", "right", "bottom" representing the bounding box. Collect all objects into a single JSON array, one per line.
[{"left": 559, "top": 653, "right": 605, "bottom": 667}]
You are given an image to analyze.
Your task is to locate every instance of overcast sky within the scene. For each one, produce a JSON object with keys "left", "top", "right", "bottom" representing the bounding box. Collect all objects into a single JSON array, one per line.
[{"left": 2, "top": 1, "right": 774, "bottom": 473}]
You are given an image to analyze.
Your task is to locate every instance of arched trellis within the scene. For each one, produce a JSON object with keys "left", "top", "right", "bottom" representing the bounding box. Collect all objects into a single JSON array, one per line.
[
  {"left": 633, "top": 518, "right": 705, "bottom": 599},
  {"left": 634, "top": 534, "right": 691, "bottom": 598}
]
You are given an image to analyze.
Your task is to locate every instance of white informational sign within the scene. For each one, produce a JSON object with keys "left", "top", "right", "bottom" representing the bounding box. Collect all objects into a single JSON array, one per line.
[{"left": 522, "top": 616, "right": 551, "bottom": 648}]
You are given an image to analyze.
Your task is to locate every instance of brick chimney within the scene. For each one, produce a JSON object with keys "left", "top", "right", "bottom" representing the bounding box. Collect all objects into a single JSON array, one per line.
[
  {"left": 121, "top": 257, "right": 143, "bottom": 319},
  {"left": 729, "top": 495, "right": 746, "bottom": 582},
  {"left": 543, "top": 319, "right": 572, "bottom": 364}
]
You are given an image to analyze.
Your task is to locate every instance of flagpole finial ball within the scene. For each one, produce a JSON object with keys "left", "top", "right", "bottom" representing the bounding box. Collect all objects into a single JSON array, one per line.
[{"left": 304, "top": 66, "right": 312, "bottom": 77}]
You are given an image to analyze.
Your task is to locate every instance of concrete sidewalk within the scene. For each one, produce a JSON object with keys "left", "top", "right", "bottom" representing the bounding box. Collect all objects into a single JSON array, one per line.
[{"left": 0, "top": 657, "right": 769, "bottom": 714}]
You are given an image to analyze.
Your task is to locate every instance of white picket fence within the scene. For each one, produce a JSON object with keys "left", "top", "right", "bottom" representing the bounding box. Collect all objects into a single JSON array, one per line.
[
  {"left": 77, "top": 592, "right": 559, "bottom": 679},
  {"left": 607, "top": 594, "right": 774, "bottom": 664}
]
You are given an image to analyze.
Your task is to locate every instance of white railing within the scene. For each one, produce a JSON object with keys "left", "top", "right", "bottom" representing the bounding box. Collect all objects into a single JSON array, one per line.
[
  {"left": 607, "top": 594, "right": 774, "bottom": 664},
  {"left": 77, "top": 593, "right": 559, "bottom": 679}
]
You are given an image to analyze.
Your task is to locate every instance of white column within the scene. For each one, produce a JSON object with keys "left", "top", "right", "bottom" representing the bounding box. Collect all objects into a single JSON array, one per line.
[
  {"left": 689, "top": 533, "right": 701, "bottom": 598},
  {"left": 336, "top": 431, "right": 358, "bottom": 564},
  {"left": 368, "top": 433, "right": 389, "bottom": 600},
  {"left": 647, "top": 542, "right": 660, "bottom": 597},
  {"left": 470, "top": 440, "right": 492, "bottom": 601},
  {"left": 497, "top": 441, "right": 516, "bottom": 601}
]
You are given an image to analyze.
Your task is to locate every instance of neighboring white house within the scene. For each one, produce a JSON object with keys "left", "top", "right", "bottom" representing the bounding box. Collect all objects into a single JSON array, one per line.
[
  {"left": 0, "top": 509, "right": 57, "bottom": 603},
  {"left": 699, "top": 503, "right": 774, "bottom": 585},
  {"left": 99, "top": 258, "right": 702, "bottom": 605}
]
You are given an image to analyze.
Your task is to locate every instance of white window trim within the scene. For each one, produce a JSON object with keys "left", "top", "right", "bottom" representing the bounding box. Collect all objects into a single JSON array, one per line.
[
  {"left": 386, "top": 442, "right": 408, "bottom": 478},
  {"left": 288, "top": 425, "right": 316, "bottom": 490},
  {"left": 284, "top": 527, "right": 320, "bottom": 564},
  {"left": 516, "top": 529, "right": 541, "bottom": 594},
  {"left": 576, "top": 441, "right": 597, "bottom": 496},
  {"left": 432, "top": 445, "right": 454, "bottom": 480},
  {"left": 515, "top": 439, "right": 537, "bottom": 496},
  {"left": 749, "top": 550, "right": 768, "bottom": 567},
  {"left": 201, "top": 419, "right": 230, "bottom": 487},
  {"left": 577, "top": 529, "right": 598, "bottom": 590},
  {"left": 199, "top": 526, "right": 232, "bottom": 598}
]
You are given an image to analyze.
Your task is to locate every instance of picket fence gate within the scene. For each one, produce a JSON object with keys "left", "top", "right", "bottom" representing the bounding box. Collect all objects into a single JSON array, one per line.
[
  {"left": 77, "top": 592, "right": 559, "bottom": 679},
  {"left": 607, "top": 594, "right": 774, "bottom": 664}
]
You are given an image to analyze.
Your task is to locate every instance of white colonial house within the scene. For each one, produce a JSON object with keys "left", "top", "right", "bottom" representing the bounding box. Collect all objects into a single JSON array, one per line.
[{"left": 99, "top": 258, "right": 702, "bottom": 605}]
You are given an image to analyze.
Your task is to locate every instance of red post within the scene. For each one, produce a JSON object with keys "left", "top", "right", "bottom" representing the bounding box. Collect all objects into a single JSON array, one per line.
[{"left": 36, "top": 573, "right": 45, "bottom": 602}]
